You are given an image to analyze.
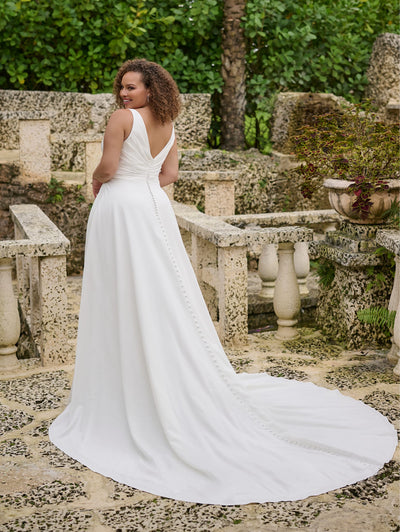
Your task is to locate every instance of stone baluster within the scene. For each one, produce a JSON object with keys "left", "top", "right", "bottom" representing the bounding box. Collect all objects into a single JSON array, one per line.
[
  {"left": 19, "top": 119, "right": 51, "bottom": 183},
  {"left": 273, "top": 242, "right": 300, "bottom": 340},
  {"left": 203, "top": 171, "right": 235, "bottom": 216},
  {"left": 387, "top": 256, "right": 400, "bottom": 370},
  {"left": 294, "top": 242, "right": 310, "bottom": 296},
  {"left": 258, "top": 244, "right": 278, "bottom": 298},
  {"left": 0, "top": 259, "right": 20, "bottom": 370}
]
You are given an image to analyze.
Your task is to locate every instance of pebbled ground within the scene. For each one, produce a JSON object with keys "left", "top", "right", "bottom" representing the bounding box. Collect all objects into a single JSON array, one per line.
[{"left": 0, "top": 275, "right": 399, "bottom": 531}]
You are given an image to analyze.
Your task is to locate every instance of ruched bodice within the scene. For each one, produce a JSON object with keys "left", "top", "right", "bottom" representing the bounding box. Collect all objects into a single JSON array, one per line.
[{"left": 113, "top": 109, "right": 175, "bottom": 182}]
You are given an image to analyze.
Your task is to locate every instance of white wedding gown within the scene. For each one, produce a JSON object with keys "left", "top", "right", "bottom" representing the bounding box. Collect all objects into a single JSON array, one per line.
[{"left": 49, "top": 109, "right": 397, "bottom": 505}]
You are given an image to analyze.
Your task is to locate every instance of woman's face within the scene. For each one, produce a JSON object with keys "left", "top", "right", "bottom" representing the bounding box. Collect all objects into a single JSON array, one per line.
[{"left": 120, "top": 71, "right": 149, "bottom": 109}]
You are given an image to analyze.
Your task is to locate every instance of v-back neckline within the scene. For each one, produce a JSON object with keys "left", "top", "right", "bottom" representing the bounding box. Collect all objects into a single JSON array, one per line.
[{"left": 132, "top": 109, "right": 173, "bottom": 160}]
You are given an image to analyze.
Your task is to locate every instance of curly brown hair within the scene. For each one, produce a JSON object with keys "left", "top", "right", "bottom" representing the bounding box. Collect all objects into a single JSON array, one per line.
[{"left": 113, "top": 59, "right": 181, "bottom": 124}]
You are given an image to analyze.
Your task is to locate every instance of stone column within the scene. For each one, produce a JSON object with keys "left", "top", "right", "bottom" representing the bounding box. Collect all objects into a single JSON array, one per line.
[
  {"left": 38, "top": 255, "right": 70, "bottom": 365},
  {"left": 0, "top": 259, "right": 20, "bottom": 370},
  {"left": 204, "top": 171, "right": 235, "bottom": 216},
  {"left": 191, "top": 235, "right": 218, "bottom": 321},
  {"left": 274, "top": 242, "right": 300, "bottom": 340},
  {"left": 258, "top": 243, "right": 278, "bottom": 298},
  {"left": 218, "top": 246, "right": 248, "bottom": 345},
  {"left": 84, "top": 140, "right": 102, "bottom": 201},
  {"left": 294, "top": 242, "right": 310, "bottom": 296},
  {"left": 19, "top": 119, "right": 51, "bottom": 182}
]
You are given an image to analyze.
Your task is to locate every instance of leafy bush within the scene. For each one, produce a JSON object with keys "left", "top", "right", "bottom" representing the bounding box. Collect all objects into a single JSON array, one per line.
[
  {"left": 0, "top": 0, "right": 398, "bottom": 149},
  {"left": 0, "top": 0, "right": 222, "bottom": 93},
  {"left": 244, "top": 0, "right": 399, "bottom": 149}
]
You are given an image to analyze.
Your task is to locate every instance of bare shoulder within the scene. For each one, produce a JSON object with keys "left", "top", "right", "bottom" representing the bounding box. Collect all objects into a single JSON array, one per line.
[
  {"left": 108, "top": 108, "right": 133, "bottom": 125},
  {"left": 105, "top": 109, "right": 133, "bottom": 139}
]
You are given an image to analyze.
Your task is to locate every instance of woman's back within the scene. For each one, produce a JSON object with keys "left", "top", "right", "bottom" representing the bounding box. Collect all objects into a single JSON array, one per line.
[{"left": 113, "top": 109, "right": 175, "bottom": 181}]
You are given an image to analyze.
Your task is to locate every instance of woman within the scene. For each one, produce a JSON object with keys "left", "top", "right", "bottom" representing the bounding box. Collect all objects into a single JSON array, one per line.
[{"left": 49, "top": 59, "right": 397, "bottom": 505}]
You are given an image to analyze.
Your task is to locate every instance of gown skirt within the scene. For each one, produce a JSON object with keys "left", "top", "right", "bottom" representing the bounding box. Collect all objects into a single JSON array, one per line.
[{"left": 49, "top": 109, "right": 397, "bottom": 505}]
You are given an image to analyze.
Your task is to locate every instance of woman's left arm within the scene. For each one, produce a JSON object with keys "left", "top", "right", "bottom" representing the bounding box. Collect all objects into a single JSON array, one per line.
[
  {"left": 159, "top": 138, "right": 179, "bottom": 187},
  {"left": 92, "top": 109, "right": 132, "bottom": 195}
]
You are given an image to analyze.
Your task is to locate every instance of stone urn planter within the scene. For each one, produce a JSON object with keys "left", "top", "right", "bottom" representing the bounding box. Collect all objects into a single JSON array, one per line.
[{"left": 324, "top": 178, "right": 400, "bottom": 224}]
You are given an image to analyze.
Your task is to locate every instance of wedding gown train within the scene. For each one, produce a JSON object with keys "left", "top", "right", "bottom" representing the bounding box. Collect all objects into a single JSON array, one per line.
[{"left": 49, "top": 108, "right": 397, "bottom": 505}]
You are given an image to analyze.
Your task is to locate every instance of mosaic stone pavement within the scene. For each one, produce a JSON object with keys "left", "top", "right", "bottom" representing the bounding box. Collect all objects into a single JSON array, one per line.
[{"left": 0, "top": 275, "right": 399, "bottom": 531}]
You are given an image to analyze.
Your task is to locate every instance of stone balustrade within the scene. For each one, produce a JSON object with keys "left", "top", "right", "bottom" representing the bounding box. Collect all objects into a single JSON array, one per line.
[
  {"left": 0, "top": 204, "right": 71, "bottom": 370},
  {"left": 172, "top": 201, "right": 313, "bottom": 345},
  {"left": 224, "top": 209, "right": 340, "bottom": 301},
  {"left": 376, "top": 229, "right": 400, "bottom": 376}
]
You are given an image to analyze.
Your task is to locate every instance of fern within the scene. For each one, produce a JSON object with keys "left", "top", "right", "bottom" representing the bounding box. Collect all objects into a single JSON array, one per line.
[{"left": 357, "top": 307, "right": 396, "bottom": 332}]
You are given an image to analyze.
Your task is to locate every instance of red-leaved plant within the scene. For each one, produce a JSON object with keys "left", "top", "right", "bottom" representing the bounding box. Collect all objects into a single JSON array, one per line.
[{"left": 293, "top": 103, "right": 399, "bottom": 220}]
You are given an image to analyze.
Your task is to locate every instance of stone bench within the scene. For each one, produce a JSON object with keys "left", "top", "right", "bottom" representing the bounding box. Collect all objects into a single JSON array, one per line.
[{"left": 0, "top": 204, "right": 70, "bottom": 370}]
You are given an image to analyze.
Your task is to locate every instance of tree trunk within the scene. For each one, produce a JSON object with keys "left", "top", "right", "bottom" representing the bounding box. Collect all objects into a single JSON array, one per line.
[{"left": 220, "top": 0, "right": 246, "bottom": 150}]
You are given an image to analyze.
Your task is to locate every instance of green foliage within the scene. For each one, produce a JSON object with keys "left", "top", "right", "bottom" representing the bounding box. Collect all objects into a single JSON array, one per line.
[
  {"left": 46, "top": 177, "right": 65, "bottom": 204},
  {"left": 312, "top": 258, "right": 335, "bottom": 288},
  {"left": 244, "top": 0, "right": 399, "bottom": 101},
  {"left": 0, "top": 0, "right": 222, "bottom": 93},
  {"left": 382, "top": 200, "right": 400, "bottom": 228},
  {"left": 0, "top": 0, "right": 398, "bottom": 148},
  {"left": 357, "top": 307, "right": 396, "bottom": 335},
  {"left": 366, "top": 247, "right": 395, "bottom": 290}
]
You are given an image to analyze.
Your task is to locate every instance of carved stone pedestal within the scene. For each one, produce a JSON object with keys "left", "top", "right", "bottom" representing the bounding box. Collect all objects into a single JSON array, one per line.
[{"left": 316, "top": 221, "right": 394, "bottom": 349}]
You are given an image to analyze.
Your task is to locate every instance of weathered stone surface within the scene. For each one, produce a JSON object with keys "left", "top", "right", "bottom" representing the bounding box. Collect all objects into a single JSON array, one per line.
[
  {"left": 0, "top": 166, "right": 89, "bottom": 274},
  {"left": 317, "top": 261, "right": 393, "bottom": 349},
  {"left": 0, "top": 284, "right": 398, "bottom": 532},
  {"left": 19, "top": 120, "right": 51, "bottom": 182},
  {"left": 0, "top": 90, "right": 211, "bottom": 171},
  {"left": 177, "top": 147, "right": 331, "bottom": 215},
  {"left": 176, "top": 94, "right": 212, "bottom": 148},
  {"left": 270, "top": 92, "right": 348, "bottom": 154},
  {"left": 224, "top": 209, "right": 340, "bottom": 229},
  {"left": 365, "top": 33, "right": 400, "bottom": 113},
  {"left": 39, "top": 256, "right": 70, "bottom": 365},
  {"left": 376, "top": 229, "right": 400, "bottom": 257},
  {"left": 10, "top": 204, "right": 70, "bottom": 255},
  {"left": 317, "top": 220, "right": 388, "bottom": 268},
  {"left": 218, "top": 246, "right": 248, "bottom": 346},
  {"left": 203, "top": 171, "right": 236, "bottom": 216}
]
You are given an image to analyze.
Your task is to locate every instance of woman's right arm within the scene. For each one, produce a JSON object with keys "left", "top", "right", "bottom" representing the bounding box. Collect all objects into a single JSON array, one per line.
[{"left": 92, "top": 109, "right": 132, "bottom": 196}]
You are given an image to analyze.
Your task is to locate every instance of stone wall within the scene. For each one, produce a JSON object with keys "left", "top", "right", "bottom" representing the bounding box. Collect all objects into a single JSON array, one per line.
[
  {"left": 0, "top": 90, "right": 211, "bottom": 171},
  {"left": 176, "top": 148, "right": 330, "bottom": 215},
  {"left": 365, "top": 33, "right": 400, "bottom": 116}
]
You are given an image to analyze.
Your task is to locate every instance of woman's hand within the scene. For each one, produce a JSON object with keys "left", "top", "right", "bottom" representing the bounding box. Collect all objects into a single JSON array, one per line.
[{"left": 92, "top": 178, "right": 103, "bottom": 198}]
